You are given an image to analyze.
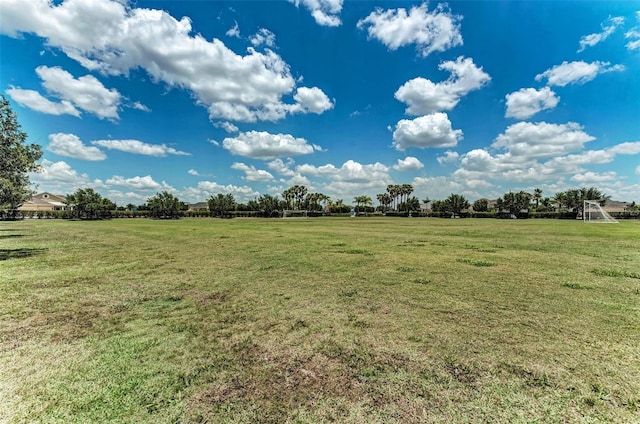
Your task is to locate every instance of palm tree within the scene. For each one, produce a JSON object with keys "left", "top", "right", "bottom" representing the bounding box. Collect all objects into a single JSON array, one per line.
[
  {"left": 376, "top": 193, "right": 390, "bottom": 212},
  {"left": 533, "top": 188, "right": 543, "bottom": 209},
  {"left": 398, "top": 184, "right": 413, "bottom": 210},
  {"left": 444, "top": 193, "right": 470, "bottom": 216},
  {"left": 387, "top": 184, "right": 401, "bottom": 210},
  {"left": 295, "top": 185, "right": 308, "bottom": 209},
  {"left": 282, "top": 187, "right": 294, "bottom": 209},
  {"left": 354, "top": 195, "right": 372, "bottom": 212}
]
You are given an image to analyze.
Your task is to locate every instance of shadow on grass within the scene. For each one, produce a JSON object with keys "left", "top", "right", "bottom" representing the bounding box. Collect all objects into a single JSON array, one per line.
[
  {"left": 0, "top": 234, "right": 25, "bottom": 239},
  {"left": 0, "top": 248, "right": 47, "bottom": 261}
]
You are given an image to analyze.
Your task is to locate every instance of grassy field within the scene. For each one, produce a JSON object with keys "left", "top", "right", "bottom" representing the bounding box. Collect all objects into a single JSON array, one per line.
[{"left": 1, "top": 217, "right": 639, "bottom": 423}]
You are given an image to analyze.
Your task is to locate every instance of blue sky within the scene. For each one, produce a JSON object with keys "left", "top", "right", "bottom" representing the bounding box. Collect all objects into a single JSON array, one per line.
[{"left": 1, "top": 0, "right": 639, "bottom": 206}]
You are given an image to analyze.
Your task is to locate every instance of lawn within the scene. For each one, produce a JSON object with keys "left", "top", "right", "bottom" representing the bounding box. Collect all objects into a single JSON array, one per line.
[{"left": 1, "top": 217, "right": 639, "bottom": 423}]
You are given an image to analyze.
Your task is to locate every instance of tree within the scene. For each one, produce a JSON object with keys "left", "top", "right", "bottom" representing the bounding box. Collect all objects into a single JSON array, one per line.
[
  {"left": 65, "top": 188, "right": 115, "bottom": 219},
  {"left": 354, "top": 195, "right": 372, "bottom": 212},
  {"left": 552, "top": 187, "right": 607, "bottom": 217},
  {"left": 497, "top": 191, "right": 531, "bottom": 216},
  {"left": 208, "top": 193, "right": 236, "bottom": 217},
  {"left": 376, "top": 193, "right": 392, "bottom": 212},
  {"left": 0, "top": 95, "right": 43, "bottom": 217},
  {"left": 387, "top": 184, "right": 401, "bottom": 210},
  {"left": 443, "top": 193, "right": 469, "bottom": 216},
  {"left": 472, "top": 199, "right": 489, "bottom": 212},
  {"left": 399, "top": 196, "right": 421, "bottom": 213},
  {"left": 148, "top": 191, "right": 182, "bottom": 219},
  {"left": 532, "top": 188, "right": 543, "bottom": 209},
  {"left": 258, "top": 194, "right": 282, "bottom": 217}
]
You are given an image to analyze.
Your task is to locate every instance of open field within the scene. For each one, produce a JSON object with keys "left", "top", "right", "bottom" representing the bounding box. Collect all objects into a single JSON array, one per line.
[{"left": 1, "top": 217, "right": 639, "bottom": 423}]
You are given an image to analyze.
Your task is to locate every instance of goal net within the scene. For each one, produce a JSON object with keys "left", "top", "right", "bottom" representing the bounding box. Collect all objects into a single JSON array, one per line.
[
  {"left": 282, "top": 209, "right": 308, "bottom": 218},
  {"left": 583, "top": 201, "right": 618, "bottom": 223}
]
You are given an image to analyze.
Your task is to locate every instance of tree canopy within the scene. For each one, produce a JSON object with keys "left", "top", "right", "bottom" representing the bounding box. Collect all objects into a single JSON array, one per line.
[
  {"left": 65, "top": 188, "right": 116, "bottom": 220},
  {"left": 0, "top": 95, "right": 43, "bottom": 217},
  {"left": 148, "top": 191, "right": 182, "bottom": 219}
]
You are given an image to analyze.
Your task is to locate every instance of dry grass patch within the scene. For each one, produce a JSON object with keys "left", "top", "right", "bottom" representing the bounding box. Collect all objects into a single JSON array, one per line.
[{"left": 1, "top": 218, "right": 639, "bottom": 422}]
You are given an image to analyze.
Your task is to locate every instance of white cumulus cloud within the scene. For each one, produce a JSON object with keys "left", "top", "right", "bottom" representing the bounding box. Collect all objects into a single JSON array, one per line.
[
  {"left": 535, "top": 61, "right": 625, "bottom": 87},
  {"left": 35, "top": 65, "right": 121, "bottom": 119},
  {"left": 293, "top": 86, "right": 334, "bottom": 114},
  {"left": 437, "top": 150, "right": 460, "bottom": 165},
  {"left": 92, "top": 139, "right": 190, "bottom": 157},
  {"left": 6, "top": 87, "right": 80, "bottom": 117},
  {"left": 357, "top": 3, "right": 462, "bottom": 57},
  {"left": 395, "top": 57, "right": 490, "bottom": 115},
  {"left": 106, "top": 175, "right": 173, "bottom": 191},
  {"left": 492, "top": 121, "right": 595, "bottom": 160},
  {"left": 0, "top": 0, "right": 332, "bottom": 123},
  {"left": 392, "top": 113, "right": 463, "bottom": 150},
  {"left": 231, "top": 162, "right": 275, "bottom": 182},
  {"left": 571, "top": 171, "right": 618, "bottom": 184},
  {"left": 505, "top": 87, "right": 560, "bottom": 120},
  {"left": 48, "top": 133, "right": 106, "bottom": 161},
  {"left": 289, "top": 0, "right": 343, "bottom": 27},
  {"left": 250, "top": 28, "right": 276, "bottom": 47},
  {"left": 393, "top": 156, "right": 424, "bottom": 171},
  {"left": 222, "top": 131, "right": 321, "bottom": 159}
]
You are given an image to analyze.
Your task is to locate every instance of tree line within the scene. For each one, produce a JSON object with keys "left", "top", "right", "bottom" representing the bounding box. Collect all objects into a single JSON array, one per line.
[{"left": 1, "top": 95, "right": 635, "bottom": 221}]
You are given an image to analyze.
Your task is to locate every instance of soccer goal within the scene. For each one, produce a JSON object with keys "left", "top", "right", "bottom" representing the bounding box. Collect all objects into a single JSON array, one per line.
[
  {"left": 282, "top": 209, "right": 308, "bottom": 218},
  {"left": 583, "top": 201, "right": 618, "bottom": 223}
]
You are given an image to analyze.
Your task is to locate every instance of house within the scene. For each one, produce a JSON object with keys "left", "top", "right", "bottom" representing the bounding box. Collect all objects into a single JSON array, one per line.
[
  {"left": 188, "top": 202, "right": 209, "bottom": 211},
  {"left": 18, "top": 192, "right": 69, "bottom": 211}
]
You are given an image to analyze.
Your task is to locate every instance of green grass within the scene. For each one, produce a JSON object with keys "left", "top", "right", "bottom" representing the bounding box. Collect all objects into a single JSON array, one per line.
[{"left": 1, "top": 217, "right": 640, "bottom": 423}]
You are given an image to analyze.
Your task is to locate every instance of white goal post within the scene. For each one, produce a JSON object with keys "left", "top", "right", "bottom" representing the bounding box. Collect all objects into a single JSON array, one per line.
[{"left": 583, "top": 201, "right": 618, "bottom": 223}]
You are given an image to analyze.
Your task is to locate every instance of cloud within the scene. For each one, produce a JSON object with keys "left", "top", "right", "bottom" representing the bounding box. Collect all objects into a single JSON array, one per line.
[
  {"left": 48, "top": 133, "right": 106, "bottom": 161},
  {"left": 578, "top": 16, "right": 624, "bottom": 52},
  {"left": 296, "top": 159, "right": 390, "bottom": 199},
  {"left": 392, "top": 113, "right": 463, "bottom": 150},
  {"left": 35, "top": 65, "right": 121, "bottom": 119},
  {"left": 250, "top": 28, "right": 276, "bottom": 47},
  {"left": 106, "top": 175, "right": 173, "bottom": 191},
  {"left": 30, "top": 159, "right": 103, "bottom": 194},
  {"left": 626, "top": 12, "right": 640, "bottom": 50},
  {"left": 214, "top": 121, "right": 239, "bottom": 133},
  {"left": 130, "top": 101, "right": 151, "bottom": 112},
  {"left": 412, "top": 175, "right": 464, "bottom": 200},
  {"left": 231, "top": 162, "right": 275, "bottom": 182},
  {"left": 92, "top": 139, "right": 190, "bottom": 157},
  {"left": 6, "top": 87, "right": 80, "bottom": 117},
  {"left": 535, "top": 61, "right": 625, "bottom": 87},
  {"left": 180, "top": 181, "right": 260, "bottom": 203},
  {"left": 571, "top": 171, "right": 618, "bottom": 184},
  {"left": 447, "top": 126, "right": 639, "bottom": 188},
  {"left": 607, "top": 141, "right": 640, "bottom": 155},
  {"left": 492, "top": 121, "right": 595, "bottom": 160},
  {"left": 289, "top": 0, "right": 343, "bottom": 27},
  {"left": 436, "top": 150, "right": 460, "bottom": 165},
  {"left": 188, "top": 169, "right": 200, "bottom": 176},
  {"left": 393, "top": 156, "right": 424, "bottom": 171},
  {"left": 222, "top": 131, "right": 321, "bottom": 159},
  {"left": 357, "top": 3, "right": 462, "bottom": 57},
  {"left": 297, "top": 160, "right": 389, "bottom": 182},
  {"left": 505, "top": 87, "right": 560, "bottom": 120},
  {"left": 0, "top": 0, "right": 332, "bottom": 123},
  {"left": 293, "top": 86, "right": 334, "bottom": 114},
  {"left": 636, "top": 165, "right": 640, "bottom": 175},
  {"left": 226, "top": 22, "right": 240, "bottom": 38},
  {"left": 267, "top": 158, "right": 296, "bottom": 176},
  {"left": 394, "top": 57, "right": 490, "bottom": 115}
]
